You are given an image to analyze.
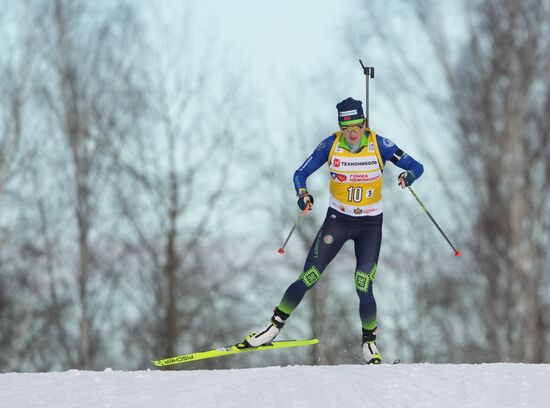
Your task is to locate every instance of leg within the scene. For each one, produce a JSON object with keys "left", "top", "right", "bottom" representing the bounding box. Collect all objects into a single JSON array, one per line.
[
  {"left": 352, "top": 217, "right": 383, "bottom": 363},
  {"left": 245, "top": 211, "right": 349, "bottom": 347},
  {"left": 277, "top": 212, "right": 349, "bottom": 316},
  {"left": 353, "top": 218, "right": 383, "bottom": 335}
]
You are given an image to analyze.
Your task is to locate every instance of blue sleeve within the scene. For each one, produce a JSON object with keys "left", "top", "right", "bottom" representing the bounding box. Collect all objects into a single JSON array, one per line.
[
  {"left": 376, "top": 134, "right": 424, "bottom": 179},
  {"left": 293, "top": 135, "right": 335, "bottom": 193}
]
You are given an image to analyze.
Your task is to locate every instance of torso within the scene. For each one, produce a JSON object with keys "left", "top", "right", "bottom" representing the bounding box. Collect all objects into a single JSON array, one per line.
[{"left": 327, "top": 130, "right": 384, "bottom": 217}]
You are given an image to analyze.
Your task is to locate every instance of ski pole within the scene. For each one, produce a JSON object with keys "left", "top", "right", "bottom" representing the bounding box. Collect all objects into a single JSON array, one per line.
[
  {"left": 277, "top": 203, "right": 310, "bottom": 254},
  {"left": 359, "top": 60, "right": 374, "bottom": 127},
  {"left": 402, "top": 181, "right": 462, "bottom": 257}
]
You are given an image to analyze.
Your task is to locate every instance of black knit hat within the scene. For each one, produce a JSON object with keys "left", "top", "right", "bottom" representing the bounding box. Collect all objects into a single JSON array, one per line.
[{"left": 336, "top": 97, "right": 365, "bottom": 126}]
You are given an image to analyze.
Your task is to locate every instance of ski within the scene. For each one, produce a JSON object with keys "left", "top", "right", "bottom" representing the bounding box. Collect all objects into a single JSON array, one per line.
[{"left": 151, "top": 338, "right": 319, "bottom": 367}]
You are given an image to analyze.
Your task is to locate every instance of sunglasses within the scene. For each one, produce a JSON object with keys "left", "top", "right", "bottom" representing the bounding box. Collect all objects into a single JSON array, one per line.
[{"left": 340, "top": 122, "right": 364, "bottom": 131}]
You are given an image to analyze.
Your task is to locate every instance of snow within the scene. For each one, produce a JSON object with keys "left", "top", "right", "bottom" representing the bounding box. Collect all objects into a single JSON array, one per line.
[{"left": 2, "top": 364, "right": 550, "bottom": 407}]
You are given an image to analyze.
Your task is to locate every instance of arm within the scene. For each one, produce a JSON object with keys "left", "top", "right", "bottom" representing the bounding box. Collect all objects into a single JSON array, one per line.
[
  {"left": 376, "top": 135, "right": 424, "bottom": 180},
  {"left": 293, "top": 135, "right": 335, "bottom": 193}
]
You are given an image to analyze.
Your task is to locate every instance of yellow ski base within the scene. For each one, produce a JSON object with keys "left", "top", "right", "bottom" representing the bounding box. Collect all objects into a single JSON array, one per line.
[{"left": 152, "top": 339, "right": 319, "bottom": 367}]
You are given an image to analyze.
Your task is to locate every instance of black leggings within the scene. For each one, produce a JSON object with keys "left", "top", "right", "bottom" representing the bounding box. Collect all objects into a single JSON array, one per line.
[{"left": 277, "top": 208, "right": 383, "bottom": 331}]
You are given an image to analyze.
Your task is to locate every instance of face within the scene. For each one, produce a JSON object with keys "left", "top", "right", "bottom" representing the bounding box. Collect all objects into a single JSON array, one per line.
[{"left": 341, "top": 122, "right": 365, "bottom": 145}]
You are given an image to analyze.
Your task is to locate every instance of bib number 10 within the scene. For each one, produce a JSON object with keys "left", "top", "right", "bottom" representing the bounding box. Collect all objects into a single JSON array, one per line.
[{"left": 347, "top": 187, "right": 373, "bottom": 203}]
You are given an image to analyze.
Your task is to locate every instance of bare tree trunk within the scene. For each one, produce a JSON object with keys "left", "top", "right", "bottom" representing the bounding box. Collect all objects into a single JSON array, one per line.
[
  {"left": 0, "top": 88, "right": 22, "bottom": 205},
  {"left": 76, "top": 203, "right": 92, "bottom": 369},
  {"left": 162, "top": 170, "right": 180, "bottom": 368},
  {"left": 54, "top": 0, "right": 93, "bottom": 368}
]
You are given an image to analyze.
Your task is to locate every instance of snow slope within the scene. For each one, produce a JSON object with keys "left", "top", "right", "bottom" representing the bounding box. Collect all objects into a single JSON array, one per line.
[{"left": 1, "top": 364, "right": 550, "bottom": 408}]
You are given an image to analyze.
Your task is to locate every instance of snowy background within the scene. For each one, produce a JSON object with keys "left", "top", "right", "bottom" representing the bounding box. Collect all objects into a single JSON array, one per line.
[{"left": 2, "top": 363, "right": 550, "bottom": 408}]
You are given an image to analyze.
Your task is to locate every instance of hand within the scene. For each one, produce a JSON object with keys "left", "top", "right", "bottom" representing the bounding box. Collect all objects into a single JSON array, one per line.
[
  {"left": 297, "top": 188, "right": 314, "bottom": 211},
  {"left": 398, "top": 171, "right": 416, "bottom": 188}
]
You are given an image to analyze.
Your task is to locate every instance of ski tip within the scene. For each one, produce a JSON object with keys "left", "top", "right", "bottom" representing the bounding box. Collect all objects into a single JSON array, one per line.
[
  {"left": 455, "top": 250, "right": 462, "bottom": 257},
  {"left": 277, "top": 248, "right": 285, "bottom": 254}
]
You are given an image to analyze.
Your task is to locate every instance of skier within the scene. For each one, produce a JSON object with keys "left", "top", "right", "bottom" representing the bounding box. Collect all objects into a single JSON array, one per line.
[{"left": 244, "top": 97, "right": 424, "bottom": 364}]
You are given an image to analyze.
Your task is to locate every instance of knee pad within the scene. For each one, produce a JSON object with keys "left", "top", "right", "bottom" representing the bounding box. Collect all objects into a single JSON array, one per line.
[
  {"left": 300, "top": 265, "right": 321, "bottom": 288},
  {"left": 355, "top": 263, "right": 377, "bottom": 293}
]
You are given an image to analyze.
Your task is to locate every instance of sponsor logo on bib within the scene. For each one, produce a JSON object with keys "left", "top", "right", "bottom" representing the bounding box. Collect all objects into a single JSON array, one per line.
[{"left": 330, "top": 172, "right": 347, "bottom": 182}]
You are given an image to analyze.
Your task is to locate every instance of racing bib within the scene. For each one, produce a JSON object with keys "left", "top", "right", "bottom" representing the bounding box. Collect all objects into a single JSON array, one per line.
[{"left": 328, "top": 130, "right": 384, "bottom": 216}]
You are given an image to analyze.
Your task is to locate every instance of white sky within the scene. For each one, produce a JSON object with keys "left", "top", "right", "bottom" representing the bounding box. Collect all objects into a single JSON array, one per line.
[
  {"left": 165, "top": 0, "right": 362, "bottom": 134},
  {"left": 195, "top": 0, "right": 349, "bottom": 76},
  {"left": 179, "top": 0, "right": 440, "bottom": 145}
]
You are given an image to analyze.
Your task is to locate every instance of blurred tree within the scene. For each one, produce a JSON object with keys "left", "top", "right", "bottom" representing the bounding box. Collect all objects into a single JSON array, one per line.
[
  {"left": 41, "top": 0, "right": 147, "bottom": 369},
  {"left": 0, "top": 4, "right": 32, "bottom": 369},
  {"left": 351, "top": 0, "right": 550, "bottom": 362},
  {"left": 0, "top": 0, "right": 147, "bottom": 370},
  {"left": 0, "top": 0, "right": 262, "bottom": 372},
  {"left": 111, "top": 7, "right": 257, "bottom": 369}
]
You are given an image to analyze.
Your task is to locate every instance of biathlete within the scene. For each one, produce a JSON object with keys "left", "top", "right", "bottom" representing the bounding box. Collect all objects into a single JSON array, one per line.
[{"left": 244, "top": 97, "right": 424, "bottom": 364}]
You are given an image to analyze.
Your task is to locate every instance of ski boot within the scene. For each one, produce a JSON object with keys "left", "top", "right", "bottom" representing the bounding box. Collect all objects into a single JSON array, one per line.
[
  {"left": 244, "top": 307, "right": 289, "bottom": 348},
  {"left": 362, "top": 327, "right": 382, "bottom": 364}
]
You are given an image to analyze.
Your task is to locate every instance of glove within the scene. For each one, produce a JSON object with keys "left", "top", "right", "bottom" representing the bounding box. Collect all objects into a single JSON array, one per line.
[
  {"left": 297, "top": 188, "right": 314, "bottom": 211},
  {"left": 398, "top": 170, "right": 416, "bottom": 188}
]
